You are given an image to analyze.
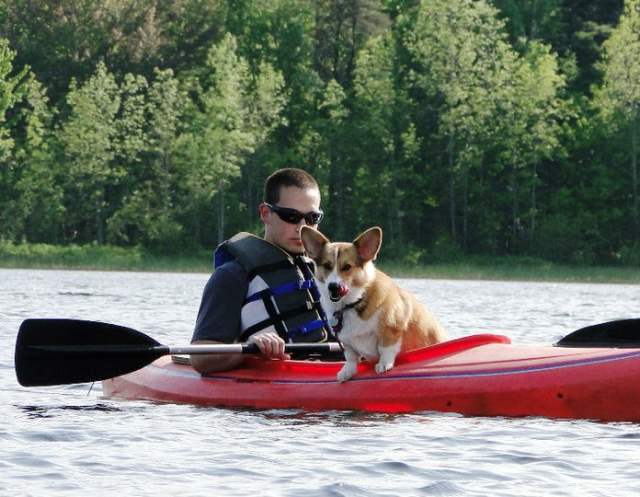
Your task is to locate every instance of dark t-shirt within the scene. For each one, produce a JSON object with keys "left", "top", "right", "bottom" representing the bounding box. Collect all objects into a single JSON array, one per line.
[{"left": 192, "top": 260, "right": 248, "bottom": 343}]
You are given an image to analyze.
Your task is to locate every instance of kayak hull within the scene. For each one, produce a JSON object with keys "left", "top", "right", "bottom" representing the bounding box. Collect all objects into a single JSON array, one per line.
[{"left": 102, "top": 334, "right": 640, "bottom": 422}]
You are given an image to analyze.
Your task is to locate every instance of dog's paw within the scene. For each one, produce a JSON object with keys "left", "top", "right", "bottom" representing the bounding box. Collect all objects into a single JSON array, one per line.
[
  {"left": 337, "top": 364, "right": 357, "bottom": 382},
  {"left": 374, "top": 361, "right": 394, "bottom": 374}
]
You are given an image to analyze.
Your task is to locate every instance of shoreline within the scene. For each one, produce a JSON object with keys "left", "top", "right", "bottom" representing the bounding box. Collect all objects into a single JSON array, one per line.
[
  {"left": 382, "top": 263, "right": 640, "bottom": 284},
  {"left": 1, "top": 242, "right": 639, "bottom": 284}
]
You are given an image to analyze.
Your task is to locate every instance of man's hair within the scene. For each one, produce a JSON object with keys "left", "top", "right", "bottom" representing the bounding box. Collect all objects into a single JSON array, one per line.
[{"left": 264, "top": 168, "right": 319, "bottom": 204}]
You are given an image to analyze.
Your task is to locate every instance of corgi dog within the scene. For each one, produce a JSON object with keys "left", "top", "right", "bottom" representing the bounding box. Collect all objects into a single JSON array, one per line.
[{"left": 300, "top": 225, "right": 446, "bottom": 382}]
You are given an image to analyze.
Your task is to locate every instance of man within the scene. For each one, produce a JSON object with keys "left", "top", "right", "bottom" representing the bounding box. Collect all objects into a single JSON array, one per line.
[{"left": 191, "top": 168, "right": 334, "bottom": 374}]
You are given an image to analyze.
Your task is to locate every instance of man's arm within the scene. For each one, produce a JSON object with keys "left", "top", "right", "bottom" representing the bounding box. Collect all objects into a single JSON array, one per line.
[
  {"left": 190, "top": 261, "right": 247, "bottom": 374},
  {"left": 191, "top": 333, "right": 290, "bottom": 374},
  {"left": 190, "top": 261, "right": 289, "bottom": 374},
  {"left": 190, "top": 340, "right": 245, "bottom": 374}
]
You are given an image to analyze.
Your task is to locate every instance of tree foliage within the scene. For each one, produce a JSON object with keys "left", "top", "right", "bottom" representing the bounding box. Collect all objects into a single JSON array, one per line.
[
  {"left": 0, "top": 0, "right": 637, "bottom": 266},
  {"left": 594, "top": 0, "right": 640, "bottom": 240}
]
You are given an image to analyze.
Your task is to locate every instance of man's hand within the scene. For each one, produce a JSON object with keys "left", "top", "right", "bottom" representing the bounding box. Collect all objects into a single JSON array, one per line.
[{"left": 247, "top": 330, "right": 291, "bottom": 360}]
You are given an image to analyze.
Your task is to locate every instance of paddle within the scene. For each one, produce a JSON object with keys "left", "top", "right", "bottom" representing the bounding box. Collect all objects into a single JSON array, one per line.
[
  {"left": 555, "top": 318, "right": 640, "bottom": 348},
  {"left": 16, "top": 317, "right": 640, "bottom": 388},
  {"left": 14, "top": 318, "right": 342, "bottom": 387}
]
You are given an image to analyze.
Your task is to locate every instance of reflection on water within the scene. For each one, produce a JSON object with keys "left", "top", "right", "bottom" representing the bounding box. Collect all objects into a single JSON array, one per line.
[
  {"left": 18, "top": 403, "right": 123, "bottom": 419},
  {"left": 1, "top": 268, "right": 639, "bottom": 497}
]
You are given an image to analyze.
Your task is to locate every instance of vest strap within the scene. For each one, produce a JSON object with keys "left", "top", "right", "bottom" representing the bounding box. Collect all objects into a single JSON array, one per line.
[
  {"left": 260, "top": 291, "right": 288, "bottom": 340},
  {"left": 244, "top": 279, "right": 315, "bottom": 304},
  {"left": 287, "top": 319, "right": 327, "bottom": 337},
  {"left": 239, "top": 304, "right": 313, "bottom": 341}
]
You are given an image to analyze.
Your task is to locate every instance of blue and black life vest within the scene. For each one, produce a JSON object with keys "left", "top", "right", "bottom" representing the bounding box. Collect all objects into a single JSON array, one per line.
[{"left": 214, "top": 232, "right": 335, "bottom": 343}]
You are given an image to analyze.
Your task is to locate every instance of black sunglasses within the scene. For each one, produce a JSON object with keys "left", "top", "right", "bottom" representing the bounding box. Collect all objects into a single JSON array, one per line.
[{"left": 265, "top": 203, "right": 324, "bottom": 225}]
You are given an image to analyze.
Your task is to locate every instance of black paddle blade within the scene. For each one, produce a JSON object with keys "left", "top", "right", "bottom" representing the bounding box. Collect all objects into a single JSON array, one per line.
[
  {"left": 556, "top": 319, "right": 640, "bottom": 348},
  {"left": 15, "top": 319, "right": 169, "bottom": 386}
]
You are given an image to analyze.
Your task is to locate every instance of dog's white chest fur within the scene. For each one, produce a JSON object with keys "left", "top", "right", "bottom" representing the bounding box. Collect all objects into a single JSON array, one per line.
[
  {"left": 334, "top": 306, "right": 401, "bottom": 381},
  {"left": 338, "top": 309, "right": 381, "bottom": 361}
]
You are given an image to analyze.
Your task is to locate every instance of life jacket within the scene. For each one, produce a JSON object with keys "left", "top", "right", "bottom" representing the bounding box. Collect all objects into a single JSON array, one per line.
[{"left": 214, "top": 232, "right": 334, "bottom": 343}]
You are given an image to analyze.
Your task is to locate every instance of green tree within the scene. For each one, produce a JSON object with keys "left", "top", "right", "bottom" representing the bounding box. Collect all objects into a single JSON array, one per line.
[
  {"left": 316, "top": 78, "right": 351, "bottom": 240},
  {"left": 595, "top": 0, "right": 640, "bottom": 240},
  {"left": 0, "top": 38, "right": 36, "bottom": 240},
  {"left": 0, "top": 1, "right": 227, "bottom": 106},
  {"left": 0, "top": 39, "right": 29, "bottom": 162},
  {"left": 493, "top": 0, "right": 565, "bottom": 45},
  {"left": 12, "top": 78, "right": 64, "bottom": 242},
  {"left": 312, "top": 0, "right": 389, "bottom": 89},
  {"left": 105, "top": 70, "right": 188, "bottom": 249},
  {"left": 353, "top": 33, "right": 420, "bottom": 247},
  {"left": 61, "top": 62, "right": 121, "bottom": 244},
  {"left": 560, "top": 0, "right": 623, "bottom": 93},
  {"left": 177, "top": 34, "right": 286, "bottom": 244},
  {"left": 225, "top": 0, "right": 325, "bottom": 226},
  {"left": 1, "top": 1, "right": 123, "bottom": 105},
  {"left": 407, "top": 0, "right": 513, "bottom": 248},
  {"left": 497, "top": 42, "right": 566, "bottom": 250}
]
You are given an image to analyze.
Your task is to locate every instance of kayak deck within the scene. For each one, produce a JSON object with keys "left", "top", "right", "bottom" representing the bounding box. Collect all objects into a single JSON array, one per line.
[{"left": 102, "top": 334, "right": 640, "bottom": 422}]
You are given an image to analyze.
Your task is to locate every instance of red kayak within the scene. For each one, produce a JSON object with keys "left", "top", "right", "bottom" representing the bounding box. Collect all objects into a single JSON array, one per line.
[{"left": 102, "top": 334, "right": 640, "bottom": 422}]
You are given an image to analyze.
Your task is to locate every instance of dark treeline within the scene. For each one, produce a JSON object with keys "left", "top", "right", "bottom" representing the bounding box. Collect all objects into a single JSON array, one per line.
[{"left": 1, "top": 0, "right": 639, "bottom": 266}]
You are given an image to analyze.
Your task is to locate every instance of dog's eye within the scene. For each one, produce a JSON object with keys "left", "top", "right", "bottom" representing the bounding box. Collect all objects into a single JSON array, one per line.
[
  {"left": 342, "top": 264, "right": 352, "bottom": 272},
  {"left": 322, "top": 262, "right": 333, "bottom": 271}
]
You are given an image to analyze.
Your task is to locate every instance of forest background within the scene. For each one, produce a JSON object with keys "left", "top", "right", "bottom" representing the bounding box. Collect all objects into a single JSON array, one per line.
[{"left": 1, "top": 0, "right": 640, "bottom": 272}]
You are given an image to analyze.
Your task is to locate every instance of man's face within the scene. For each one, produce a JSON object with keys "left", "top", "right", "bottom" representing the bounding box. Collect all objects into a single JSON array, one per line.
[{"left": 260, "top": 186, "right": 322, "bottom": 254}]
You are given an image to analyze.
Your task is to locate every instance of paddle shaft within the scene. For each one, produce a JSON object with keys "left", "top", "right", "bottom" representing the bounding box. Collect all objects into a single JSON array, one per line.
[
  {"left": 172, "top": 343, "right": 342, "bottom": 355},
  {"left": 29, "top": 342, "right": 342, "bottom": 355}
]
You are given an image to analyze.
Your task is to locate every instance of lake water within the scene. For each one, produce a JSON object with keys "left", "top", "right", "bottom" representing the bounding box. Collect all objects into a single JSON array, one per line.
[{"left": 1, "top": 268, "right": 639, "bottom": 497}]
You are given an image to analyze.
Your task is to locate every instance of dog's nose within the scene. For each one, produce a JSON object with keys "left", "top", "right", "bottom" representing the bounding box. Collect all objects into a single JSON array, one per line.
[{"left": 328, "top": 282, "right": 349, "bottom": 301}]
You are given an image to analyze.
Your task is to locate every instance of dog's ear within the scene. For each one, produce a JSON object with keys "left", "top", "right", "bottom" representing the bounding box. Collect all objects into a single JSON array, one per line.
[
  {"left": 353, "top": 226, "right": 382, "bottom": 262},
  {"left": 300, "top": 226, "right": 329, "bottom": 260}
]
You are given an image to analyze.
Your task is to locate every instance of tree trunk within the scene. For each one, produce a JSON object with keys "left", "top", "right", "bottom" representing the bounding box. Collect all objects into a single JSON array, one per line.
[
  {"left": 462, "top": 168, "right": 468, "bottom": 250},
  {"left": 386, "top": 182, "right": 395, "bottom": 246},
  {"left": 389, "top": 141, "right": 401, "bottom": 247},
  {"left": 329, "top": 148, "right": 345, "bottom": 240},
  {"left": 448, "top": 132, "right": 456, "bottom": 241},
  {"left": 511, "top": 158, "right": 518, "bottom": 252},
  {"left": 217, "top": 181, "right": 225, "bottom": 244},
  {"left": 530, "top": 158, "right": 538, "bottom": 242},
  {"left": 95, "top": 190, "right": 104, "bottom": 245},
  {"left": 246, "top": 162, "right": 255, "bottom": 226},
  {"left": 632, "top": 115, "right": 639, "bottom": 241}
]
